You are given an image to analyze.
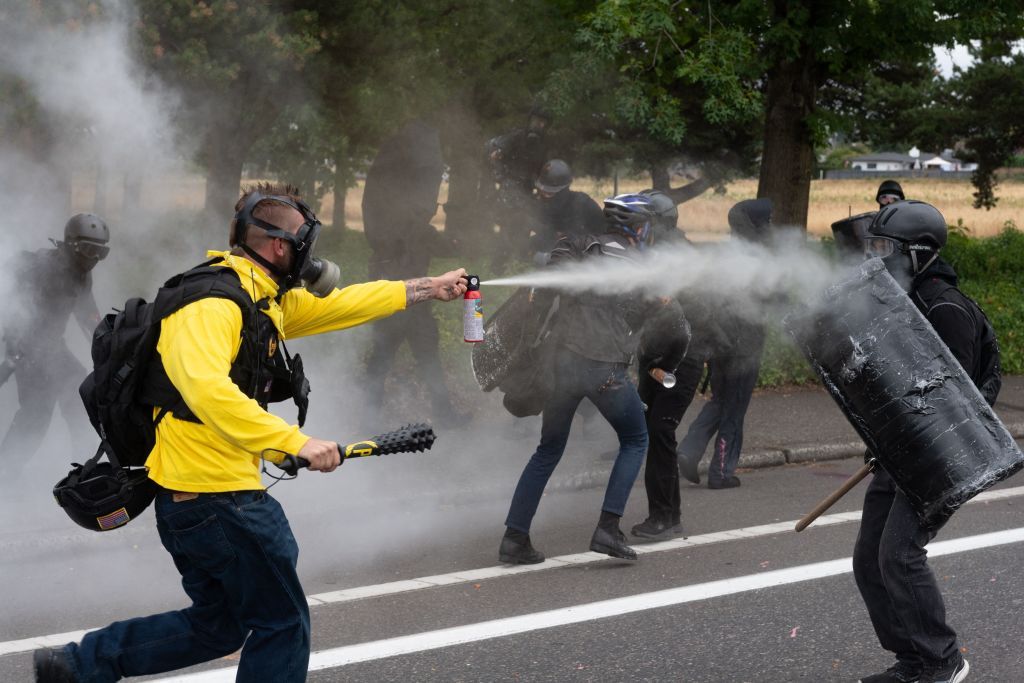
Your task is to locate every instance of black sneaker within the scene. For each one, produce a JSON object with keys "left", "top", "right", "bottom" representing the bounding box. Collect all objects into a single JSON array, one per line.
[
  {"left": 589, "top": 525, "right": 637, "bottom": 560},
  {"left": 630, "top": 517, "right": 684, "bottom": 540},
  {"left": 708, "top": 475, "right": 741, "bottom": 489},
  {"left": 920, "top": 658, "right": 969, "bottom": 683},
  {"left": 498, "top": 529, "right": 545, "bottom": 565},
  {"left": 34, "top": 648, "right": 76, "bottom": 683},
  {"left": 677, "top": 453, "right": 700, "bottom": 485},
  {"left": 858, "top": 661, "right": 921, "bottom": 683}
]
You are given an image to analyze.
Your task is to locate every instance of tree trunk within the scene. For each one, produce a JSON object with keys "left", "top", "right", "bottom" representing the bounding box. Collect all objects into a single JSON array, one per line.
[
  {"left": 650, "top": 165, "right": 670, "bottom": 191},
  {"left": 438, "top": 100, "right": 486, "bottom": 255},
  {"left": 123, "top": 170, "right": 142, "bottom": 222},
  {"left": 757, "top": 52, "right": 816, "bottom": 230},
  {"left": 202, "top": 131, "right": 247, "bottom": 236},
  {"left": 332, "top": 144, "right": 350, "bottom": 229}
]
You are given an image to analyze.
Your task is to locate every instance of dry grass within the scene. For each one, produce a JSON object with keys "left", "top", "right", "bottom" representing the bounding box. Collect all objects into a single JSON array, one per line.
[
  {"left": 575, "top": 176, "right": 1024, "bottom": 240},
  {"left": 74, "top": 172, "right": 1024, "bottom": 239}
]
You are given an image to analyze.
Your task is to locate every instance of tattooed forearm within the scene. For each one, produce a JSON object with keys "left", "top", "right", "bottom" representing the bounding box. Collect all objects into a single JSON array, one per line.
[{"left": 405, "top": 277, "right": 434, "bottom": 305}]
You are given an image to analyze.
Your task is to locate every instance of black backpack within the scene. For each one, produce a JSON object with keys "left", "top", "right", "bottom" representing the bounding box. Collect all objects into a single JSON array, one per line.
[{"left": 79, "top": 258, "right": 260, "bottom": 468}]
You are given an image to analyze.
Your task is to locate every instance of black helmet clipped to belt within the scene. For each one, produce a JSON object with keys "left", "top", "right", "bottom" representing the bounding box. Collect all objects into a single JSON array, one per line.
[{"left": 53, "top": 448, "right": 157, "bottom": 532}]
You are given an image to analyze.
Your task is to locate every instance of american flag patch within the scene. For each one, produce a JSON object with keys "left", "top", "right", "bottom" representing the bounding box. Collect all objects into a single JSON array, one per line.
[{"left": 97, "top": 507, "right": 130, "bottom": 530}]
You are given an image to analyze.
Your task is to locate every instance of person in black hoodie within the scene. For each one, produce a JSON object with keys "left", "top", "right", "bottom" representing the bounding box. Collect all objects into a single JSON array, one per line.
[
  {"left": 529, "top": 159, "right": 605, "bottom": 259},
  {"left": 629, "top": 189, "right": 704, "bottom": 539},
  {"left": 852, "top": 200, "right": 995, "bottom": 683},
  {"left": 499, "top": 193, "right": 689, "bottom": 564},
  {"left": 676, "top": 198, "right": 772, "bottom": 490},
  {"left": 361, "top": 119, "right": 463, "bottom": 424}
]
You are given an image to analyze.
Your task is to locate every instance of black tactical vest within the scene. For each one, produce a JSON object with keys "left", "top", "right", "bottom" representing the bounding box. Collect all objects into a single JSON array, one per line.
[{"left": 144, "top": 260, "right": 311, "bottom": 427}]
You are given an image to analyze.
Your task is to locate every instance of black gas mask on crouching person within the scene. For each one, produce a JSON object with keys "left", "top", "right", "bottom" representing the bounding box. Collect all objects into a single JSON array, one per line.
[{"left": 231, "top": 192, "right": 341, "bottom": 297}]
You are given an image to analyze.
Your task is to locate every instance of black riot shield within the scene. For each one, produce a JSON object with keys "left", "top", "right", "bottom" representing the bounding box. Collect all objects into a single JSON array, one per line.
[
  {"left": 830, "top": 211, "right": 877, "bottom": 262},
  {"left": 785, "top": 258, "right": 1023, "bottom": 527},
  {"left": 471, "top": 288, "right": 559, "bottom": 390},
  {"left": 471, "top": 287, "right": 561, "bottom": 417}
]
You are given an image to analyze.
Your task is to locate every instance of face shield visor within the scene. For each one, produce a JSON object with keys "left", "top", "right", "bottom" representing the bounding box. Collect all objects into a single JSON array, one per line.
[{"left": 863, "top": 236, "right": 898, "bottom": 260}]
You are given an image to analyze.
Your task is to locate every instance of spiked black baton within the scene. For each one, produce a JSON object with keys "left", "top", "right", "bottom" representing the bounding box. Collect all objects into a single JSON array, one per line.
[{"left": 275, "top": 423, "right": 436, "bottom": 476}]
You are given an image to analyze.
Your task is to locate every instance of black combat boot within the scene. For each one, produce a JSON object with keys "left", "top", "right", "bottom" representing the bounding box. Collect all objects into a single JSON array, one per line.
[
  {"left": 499, "top": 528, "right": 545, "bottom": 564},
  {"left": 590, "top": 511, "right": 637, "bottom": 560}
]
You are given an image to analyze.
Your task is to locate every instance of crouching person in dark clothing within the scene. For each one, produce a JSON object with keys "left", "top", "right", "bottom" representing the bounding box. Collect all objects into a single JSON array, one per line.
[
  {"left": 676, "top": 198, "right": 772, "bottom": 490},
  {"left": 853, "top": 201, "right": 993, "bottom": 683},
  {"left": 500, "top": 193, "right": 688, "bottom": 564}
]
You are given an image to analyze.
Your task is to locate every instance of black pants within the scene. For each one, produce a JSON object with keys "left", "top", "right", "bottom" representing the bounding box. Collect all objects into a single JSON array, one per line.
[
  {"left": 852, "top": 469, "right": 961, "bottom": 670},
  {"left": 638, "top": 356, "right": 703, "bottom": 523},
  {"left": 364, "top": 252, "right": 456, "bottom": 415},
  {"left": 1, "top": 346, "right": 89, "bottom": 479},
  {"left": 677, "top": 355, "right": 759, "bottom": 486}
]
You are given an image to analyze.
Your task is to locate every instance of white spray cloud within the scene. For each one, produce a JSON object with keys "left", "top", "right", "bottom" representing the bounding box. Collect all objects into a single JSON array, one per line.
[{"left": 483, "top": 235, "right": 842, "bottom": 323}]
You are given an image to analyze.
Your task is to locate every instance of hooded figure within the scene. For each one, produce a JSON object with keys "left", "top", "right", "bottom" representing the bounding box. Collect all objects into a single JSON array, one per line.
[
  {"left": 675, "top": 199, "right": 773, "bottom": 490},
  {"left": 876, "top": 179, "right": 905, "bottom": 207}
]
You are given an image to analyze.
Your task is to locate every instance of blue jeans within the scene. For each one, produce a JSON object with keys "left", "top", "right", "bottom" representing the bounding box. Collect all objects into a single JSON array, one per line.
[
  {"left": 505, "top": 348, "right": 648, "bottom": 533},
  {"left": 64, "top": 490, "right": 310, "bottom": 682},
  {"left": 677, "top": 355, "right": 759, "bottom": 485}
]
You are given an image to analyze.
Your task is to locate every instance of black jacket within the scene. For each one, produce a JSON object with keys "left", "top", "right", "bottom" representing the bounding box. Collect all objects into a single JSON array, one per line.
[
  {"left": 5, "top": 246, "right": 99, "bottom": 360},
  {"left": 546, "top": 233, "right": 689, "bottom": 368},
  {"left": 486, "top": 127, "right": 548, "bottom": 195},
  {"left": 910, "top": 258, "right": 990, "bottom": 394},
  {"left": 362, "top": 119, "right": 445, "bottom": 267},
  {"left": 530, "top": 189, "right": 605, "bottom": 252}
]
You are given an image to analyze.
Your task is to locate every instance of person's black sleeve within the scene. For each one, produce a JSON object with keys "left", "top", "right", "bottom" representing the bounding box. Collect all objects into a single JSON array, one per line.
[
  {"left": 927, "top": 300, "right": 978, "bottom": 377},
  {"left": 639, "top": 299, "right": 690, "bottom": 373},
  {"left": 74, "top": 286, "right": 101, "bottom": 337},
  {"left": 578, "top": 194, "right": 606, "bottom": 233}
]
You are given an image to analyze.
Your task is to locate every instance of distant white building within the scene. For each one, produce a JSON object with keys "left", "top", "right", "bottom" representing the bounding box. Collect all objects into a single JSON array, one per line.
[
  {"left": 848, "top": 152, "right": 914, "bottom": 171},
  {"left": 847, "top": 148, "right": 977, "bottom": 172}
]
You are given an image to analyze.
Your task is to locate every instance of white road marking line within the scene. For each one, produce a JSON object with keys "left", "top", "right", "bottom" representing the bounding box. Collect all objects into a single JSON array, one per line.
[
  {"left": 166, "top": 527, "right": 1024, "bottom": 681},
  {"left": 3, "top": 484, "right": 1023, "bottom": 659}
]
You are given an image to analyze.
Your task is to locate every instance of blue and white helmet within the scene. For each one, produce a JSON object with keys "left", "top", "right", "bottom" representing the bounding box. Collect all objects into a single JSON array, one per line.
[{"left": 603, "top": 193, "right": 656, "bottom": 246}]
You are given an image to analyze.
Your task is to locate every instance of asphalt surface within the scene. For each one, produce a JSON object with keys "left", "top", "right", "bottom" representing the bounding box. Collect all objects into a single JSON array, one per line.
[{"left": 2, "top": 377, "right": 1024, "bottom": 681}]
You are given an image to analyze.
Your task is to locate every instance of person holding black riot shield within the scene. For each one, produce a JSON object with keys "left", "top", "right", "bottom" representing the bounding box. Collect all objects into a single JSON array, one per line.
[{"left": 852, "top": 200, "right": 997, "bottom": 683}]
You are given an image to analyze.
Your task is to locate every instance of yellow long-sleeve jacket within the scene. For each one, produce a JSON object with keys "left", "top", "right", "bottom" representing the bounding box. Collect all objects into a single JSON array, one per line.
[{"left": 145, "top": 251, "right": 406, "bottom": 492}]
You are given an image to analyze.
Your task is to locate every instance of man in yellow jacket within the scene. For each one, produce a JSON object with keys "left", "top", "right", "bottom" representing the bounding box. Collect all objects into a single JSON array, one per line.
[{"left": 34, "top": 184, "right": 468, "bottom": 683}]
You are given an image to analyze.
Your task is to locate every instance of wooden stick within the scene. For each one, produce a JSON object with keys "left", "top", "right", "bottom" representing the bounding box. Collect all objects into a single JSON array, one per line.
[{"left": 795, "top": 461, "right": 874, "bottom": 532}]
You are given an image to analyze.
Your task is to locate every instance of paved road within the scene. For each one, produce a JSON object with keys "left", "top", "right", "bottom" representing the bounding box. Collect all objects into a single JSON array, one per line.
[{"left": 2, "top": 379, "right": 1023, "bottom": 681}]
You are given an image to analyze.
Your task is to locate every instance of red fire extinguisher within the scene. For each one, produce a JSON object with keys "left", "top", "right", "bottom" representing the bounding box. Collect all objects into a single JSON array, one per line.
[{"left": 463, "top": 275, "right": 483, "bottom": 343}]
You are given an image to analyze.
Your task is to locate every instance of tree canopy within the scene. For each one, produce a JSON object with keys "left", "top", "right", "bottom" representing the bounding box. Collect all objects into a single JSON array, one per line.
[{"left": 3, "top": 0, "right": 1024, "bottom": 233}]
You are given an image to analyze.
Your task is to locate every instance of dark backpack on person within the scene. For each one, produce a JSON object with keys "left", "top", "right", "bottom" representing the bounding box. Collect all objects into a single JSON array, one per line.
[{"left": 79, "top": 258, "right": 260, "bottom": 469}]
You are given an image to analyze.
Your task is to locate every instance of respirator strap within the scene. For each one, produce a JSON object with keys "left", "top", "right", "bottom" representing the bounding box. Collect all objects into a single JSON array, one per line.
[{"left": 240, "top": 243, "right": 289, "bottom": 281}]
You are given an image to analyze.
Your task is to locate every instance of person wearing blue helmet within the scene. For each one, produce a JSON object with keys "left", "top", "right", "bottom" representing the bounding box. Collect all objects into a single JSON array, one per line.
[{"left": 499, "top": 193, "right": 690, "bottom": 564}]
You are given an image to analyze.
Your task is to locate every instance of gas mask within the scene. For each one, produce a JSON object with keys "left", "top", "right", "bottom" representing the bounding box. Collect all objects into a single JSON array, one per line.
[
  {"left": 232, "top": 192, "right": 341, "bottom": 296},
  {"left": 863, "top": 237, "right": 937, "bottom": 291}
]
